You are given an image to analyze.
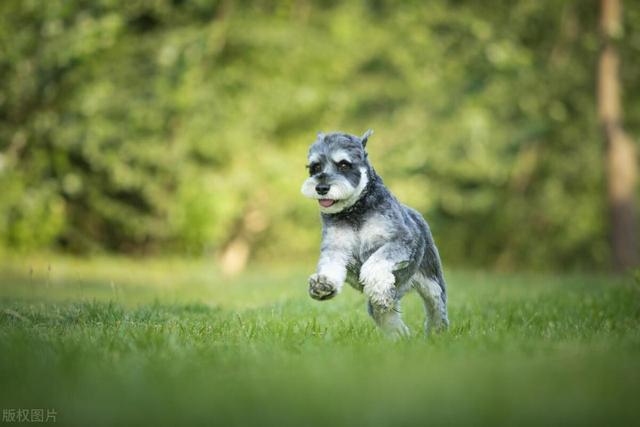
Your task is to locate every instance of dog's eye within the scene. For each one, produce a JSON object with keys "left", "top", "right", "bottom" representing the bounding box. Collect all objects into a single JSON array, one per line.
[
  {"left": 337, "top": 160, "right": 352, "bottom": 170},
  {"left": 307, "top": 163, "right": 321, "bottom": 176}
]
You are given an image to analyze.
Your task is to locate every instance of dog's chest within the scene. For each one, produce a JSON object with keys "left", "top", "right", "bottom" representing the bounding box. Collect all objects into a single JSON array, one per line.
[
  {"left": 327, "top": 215, "right": 392, "bottom": 264},
  {"left": 357, "top": 215, "right": 394, "bottom": 255}
]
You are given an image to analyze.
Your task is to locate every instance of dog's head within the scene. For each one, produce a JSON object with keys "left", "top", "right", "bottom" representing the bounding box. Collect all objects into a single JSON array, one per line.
[{"left": 301, "top": 130, "right": 373, "bottom": 214}]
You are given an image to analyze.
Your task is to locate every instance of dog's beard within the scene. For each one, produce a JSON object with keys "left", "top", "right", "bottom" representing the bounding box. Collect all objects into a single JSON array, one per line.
[{"left": 301, "top": 167, "right": 368, "bottom": 214}]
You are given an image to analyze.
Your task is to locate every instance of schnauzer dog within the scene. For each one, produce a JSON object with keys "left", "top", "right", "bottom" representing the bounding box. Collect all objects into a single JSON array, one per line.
[{"left": 301, "top": 130, "right": 449, "bottom": 338}]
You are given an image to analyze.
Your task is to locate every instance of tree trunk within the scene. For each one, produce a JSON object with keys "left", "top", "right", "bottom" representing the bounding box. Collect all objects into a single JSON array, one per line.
[
  {"left": 598, "top": 0, "right": 638, "bottom": 271},
  {"left": 219, "top": 205, "right": 269, "bottom": 276}
]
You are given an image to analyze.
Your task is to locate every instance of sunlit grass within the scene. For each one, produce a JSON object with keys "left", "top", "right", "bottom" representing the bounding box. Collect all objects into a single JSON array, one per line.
[{"left": 1, "top": 256, "right": 639, "bottom": 426}]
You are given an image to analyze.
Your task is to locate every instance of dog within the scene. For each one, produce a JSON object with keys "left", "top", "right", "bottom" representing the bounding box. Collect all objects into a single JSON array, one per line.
[{"left": 301, "top": 130, "right": 449, "bottom": 338}]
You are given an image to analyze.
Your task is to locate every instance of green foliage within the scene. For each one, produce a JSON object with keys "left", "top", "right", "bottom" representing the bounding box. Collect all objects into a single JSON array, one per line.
[
  {"left": 1, "top": 0, "right": 639, "bottom": 268},
  {"left": 1, "top": 259, "right": 639, "bottom": 425}
]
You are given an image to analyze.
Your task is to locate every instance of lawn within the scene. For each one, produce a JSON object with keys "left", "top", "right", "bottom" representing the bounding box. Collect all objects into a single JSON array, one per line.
[{"left": 1, "top": 256, "right": 639, "bottom": 426}]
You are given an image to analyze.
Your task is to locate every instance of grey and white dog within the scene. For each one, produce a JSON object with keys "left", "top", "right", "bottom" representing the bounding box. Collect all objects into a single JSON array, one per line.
[{"left": 301, "top": 130, "right": 449, "bottom": 338}]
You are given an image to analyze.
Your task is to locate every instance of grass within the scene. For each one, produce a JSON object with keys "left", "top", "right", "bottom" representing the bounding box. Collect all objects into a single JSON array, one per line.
[{"left": 1, "top": 255, "right": 639, "bottom": 426}]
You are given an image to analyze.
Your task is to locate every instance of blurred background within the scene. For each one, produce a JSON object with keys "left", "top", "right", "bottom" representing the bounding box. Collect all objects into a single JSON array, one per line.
[{"left": 1, "top": 0, "right": 639, "bottom": 273}]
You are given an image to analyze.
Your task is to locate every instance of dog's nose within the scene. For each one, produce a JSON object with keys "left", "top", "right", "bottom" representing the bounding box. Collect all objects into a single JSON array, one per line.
[{"left": 315, "top": 184, "right": 330, "bottom": 195}]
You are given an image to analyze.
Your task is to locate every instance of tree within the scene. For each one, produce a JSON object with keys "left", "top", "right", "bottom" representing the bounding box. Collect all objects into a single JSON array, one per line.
[{"left": 598, "top": 0, "right": 639, "bottom": 271}]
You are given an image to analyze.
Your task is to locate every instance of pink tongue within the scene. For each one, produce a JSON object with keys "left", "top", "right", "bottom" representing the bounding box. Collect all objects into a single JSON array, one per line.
[{"left": 319, "top": 199, "right": 335, "bottom": 208}]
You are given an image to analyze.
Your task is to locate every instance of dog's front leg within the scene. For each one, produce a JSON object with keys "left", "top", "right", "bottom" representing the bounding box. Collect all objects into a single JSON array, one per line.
[
  {"left": 308, "top": 248, "right": 349, "bottom": 301},
  {"left": 360, "top": 244, "right": 412, "bottom": 338}
]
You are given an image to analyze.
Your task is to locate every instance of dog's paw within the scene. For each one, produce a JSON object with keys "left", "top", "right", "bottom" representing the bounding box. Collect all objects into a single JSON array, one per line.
[
  {"left": 364, "top": 285, "right": 397, "bottom": 312},
  {"left": 308, "top": 274, "right": 338, "bottom": 301}
]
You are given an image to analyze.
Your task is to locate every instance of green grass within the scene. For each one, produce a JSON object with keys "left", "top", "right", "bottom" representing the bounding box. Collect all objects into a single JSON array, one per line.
[{"left": 1, "top": 256, "right": 639, "bottom": 426}]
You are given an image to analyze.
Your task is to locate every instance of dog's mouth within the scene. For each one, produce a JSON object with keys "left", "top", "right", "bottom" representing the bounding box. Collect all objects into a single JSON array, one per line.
[{"left": 318, "top": 199, "right": 336, "bottom": 208}]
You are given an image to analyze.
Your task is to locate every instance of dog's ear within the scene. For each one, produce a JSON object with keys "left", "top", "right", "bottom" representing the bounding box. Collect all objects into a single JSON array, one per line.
[
  {"left": 360, "top": 129, "right": 373, "bottom": 148},
  {"left": 317, "top": 131, "right": 325, "bottom": 141}
]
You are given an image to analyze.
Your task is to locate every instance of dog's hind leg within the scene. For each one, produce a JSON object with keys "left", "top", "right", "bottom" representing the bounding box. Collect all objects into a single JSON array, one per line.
[
  {"left": 367, "top": 300, "right": 410, "bottom": 339},
  {"left": 414, "top": 273, "right": 449, "bottom": 335}
]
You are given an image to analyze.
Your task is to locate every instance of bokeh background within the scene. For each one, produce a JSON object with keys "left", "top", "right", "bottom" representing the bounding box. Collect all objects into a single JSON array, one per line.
[
  {"left": 2, "top": 3, "right": 640, "bottom": 426},
  {"left": 1, "top": 0, "right": 639, "bottom": 272}
]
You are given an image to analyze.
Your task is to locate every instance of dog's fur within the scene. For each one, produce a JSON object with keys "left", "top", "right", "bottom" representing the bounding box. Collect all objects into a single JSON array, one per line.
[{"left": 301, "top": 130, "right": 449, "bottom": 338}]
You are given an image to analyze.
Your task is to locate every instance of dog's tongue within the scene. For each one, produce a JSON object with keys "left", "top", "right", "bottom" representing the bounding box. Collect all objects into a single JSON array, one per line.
[{"left": 318, "top": 199, "right": 336, "bottom": 208}]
